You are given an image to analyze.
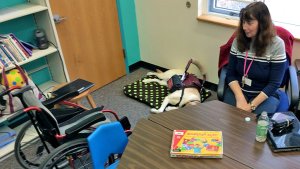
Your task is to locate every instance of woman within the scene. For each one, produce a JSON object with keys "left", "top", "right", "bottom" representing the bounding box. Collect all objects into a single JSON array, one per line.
[{"left": 224, "top": 2, "right": 286, "bottom": 114}]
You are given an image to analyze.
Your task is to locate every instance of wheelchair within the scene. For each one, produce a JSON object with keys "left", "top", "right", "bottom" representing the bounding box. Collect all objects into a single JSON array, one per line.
[
  {"left": 0, "top": 85, "right": 86, "bottom": 169},
  {"left": 15, "top": 101, "right": 86, "bottom": 168},
  {"left": 5, "top": 85, "right": 130, "bottom": 169}
]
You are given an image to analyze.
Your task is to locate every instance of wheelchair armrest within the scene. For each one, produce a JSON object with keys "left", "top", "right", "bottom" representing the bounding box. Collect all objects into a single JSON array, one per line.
[
  {"left": 42, "top": 90, "right": 80, "bottom": 109},
  {"left": 217, "top": 67, "right": 228, "bottom": 101},
  {"left": 63, "top": 106, "right": 106, "bottom": 136},
  {"left": 287, "top": 66, "right": 299, "bottom": 111}
]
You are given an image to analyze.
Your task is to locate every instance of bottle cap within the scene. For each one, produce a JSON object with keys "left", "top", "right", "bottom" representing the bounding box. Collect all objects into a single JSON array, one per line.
[
  {"left": 245, "top": 117, "right": 251, "bottom": 122},
  {"left": 261, "top": 111, "right": 268, "bottom": 116}
]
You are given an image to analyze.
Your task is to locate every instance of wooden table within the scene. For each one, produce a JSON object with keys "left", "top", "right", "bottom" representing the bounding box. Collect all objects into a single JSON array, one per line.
[
  {"left": 119, "top": 100, "right": 300, "bottom": 169},
  {"left": 119, "top": 118, "right": 250, "bottom": 169}
]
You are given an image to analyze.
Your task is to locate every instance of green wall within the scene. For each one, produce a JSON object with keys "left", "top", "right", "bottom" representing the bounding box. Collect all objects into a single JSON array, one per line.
[{"left": 116, "top": 0, "right": 141, "bottom": 73}]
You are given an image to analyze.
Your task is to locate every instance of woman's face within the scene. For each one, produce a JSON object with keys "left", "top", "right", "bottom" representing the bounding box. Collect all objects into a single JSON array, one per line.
[{"left": 242, "top": 19, "right": 258, "bottom": 39}]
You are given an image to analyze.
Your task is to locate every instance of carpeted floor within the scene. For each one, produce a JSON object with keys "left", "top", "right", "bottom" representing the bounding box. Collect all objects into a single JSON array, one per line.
[
  {"left": 82, "top": 68, "right": 217, "bottom": 128},
  {"left": 0, "top": 68, "right": 217, "bottom": 168}
]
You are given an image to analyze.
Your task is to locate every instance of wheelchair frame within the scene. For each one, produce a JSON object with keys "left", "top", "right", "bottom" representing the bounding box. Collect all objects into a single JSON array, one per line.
[{"left": 5, "top": 85, "right": 130, "bottom": 169}]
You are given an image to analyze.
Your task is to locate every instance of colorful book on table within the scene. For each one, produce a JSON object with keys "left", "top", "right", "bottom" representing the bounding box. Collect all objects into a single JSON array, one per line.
[{"left": 170, "top": 130, "right": 223, "bottom": 158}]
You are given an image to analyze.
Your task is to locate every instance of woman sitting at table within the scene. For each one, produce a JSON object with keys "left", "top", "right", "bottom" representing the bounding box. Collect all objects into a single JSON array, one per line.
[{"left": 223, "top": 2, "right": 286, "bottom": 115}]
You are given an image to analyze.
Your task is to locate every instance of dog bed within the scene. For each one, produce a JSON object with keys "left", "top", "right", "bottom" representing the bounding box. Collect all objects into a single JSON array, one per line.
[{"left": 123, "top": 75, "right": 211, "bottom": 109}]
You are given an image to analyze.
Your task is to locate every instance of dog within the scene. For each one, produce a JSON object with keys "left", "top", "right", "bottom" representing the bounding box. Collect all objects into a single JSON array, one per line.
[{"left": 142, "top": 59, "right": 206, "bottom": 113}]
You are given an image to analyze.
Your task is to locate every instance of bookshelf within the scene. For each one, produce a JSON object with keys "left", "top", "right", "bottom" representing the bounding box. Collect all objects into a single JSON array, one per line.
[
  {"left": 0, "top": 0, "right": 69, "bottom": 93},
  {"left": 0, "top": 0, "right": 69, "bottom": 121},
  {"left": 0, "top": 0, "right": 69, "bottom": 159},
  {"left": 0, "top": 3, "right": 47, "bottom": 23}
]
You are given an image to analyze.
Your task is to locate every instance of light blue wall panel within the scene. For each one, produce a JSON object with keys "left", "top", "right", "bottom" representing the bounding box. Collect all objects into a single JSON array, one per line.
[{"left": 116, "top": 0, "right": 141, "bottom": 73}]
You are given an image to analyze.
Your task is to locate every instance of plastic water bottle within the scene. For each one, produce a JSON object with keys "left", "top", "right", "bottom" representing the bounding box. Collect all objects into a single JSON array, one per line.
[{"left": 256, "top": 111, "right": 269, "bottom": 142}]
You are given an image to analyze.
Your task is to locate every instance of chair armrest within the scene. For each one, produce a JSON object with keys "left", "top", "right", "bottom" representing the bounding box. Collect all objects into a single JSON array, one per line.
[
  {"left": 63, "top": 106, "right": 106, "bottom": 136},
  {"left": 217, "top": 67, "right": 228, "bottom": 101},
  {"left": 286, "top": 66, "right": 299, "bottom": 111}
]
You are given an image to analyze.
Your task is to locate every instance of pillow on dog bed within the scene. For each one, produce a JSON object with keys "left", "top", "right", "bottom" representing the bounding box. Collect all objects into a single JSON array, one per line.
[{"left": 123, "top": 75, "right": 211, "bottom": 109}]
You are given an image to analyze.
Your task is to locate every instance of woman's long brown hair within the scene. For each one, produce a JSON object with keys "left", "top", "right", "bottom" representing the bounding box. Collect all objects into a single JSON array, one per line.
[{"left": 236, "top": 2, "right": 275, "bottom": 57}]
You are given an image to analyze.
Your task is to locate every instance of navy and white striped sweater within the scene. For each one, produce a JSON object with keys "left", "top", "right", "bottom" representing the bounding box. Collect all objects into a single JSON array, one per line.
[{"left": 226, "top": 36, "right": 287, "bottom": 98}]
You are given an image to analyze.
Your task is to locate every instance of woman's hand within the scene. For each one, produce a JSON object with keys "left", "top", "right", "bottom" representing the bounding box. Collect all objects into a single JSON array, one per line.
[
  {"left": 236, "top": 99, "right": 252, "bottom": 112},
  {"left": 229, "top": 81, "right": 252, "bottom": 112}
]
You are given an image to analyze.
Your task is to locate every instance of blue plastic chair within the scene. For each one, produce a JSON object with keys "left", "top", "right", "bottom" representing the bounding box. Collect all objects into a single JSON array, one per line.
[{"left": 87, "top": 122, "right": 128, "bottom": 169}]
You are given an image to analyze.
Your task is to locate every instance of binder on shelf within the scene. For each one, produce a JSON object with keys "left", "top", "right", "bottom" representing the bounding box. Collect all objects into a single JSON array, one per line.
[{"left": 19, "top": 40, "right": 38, "bottom": 51}]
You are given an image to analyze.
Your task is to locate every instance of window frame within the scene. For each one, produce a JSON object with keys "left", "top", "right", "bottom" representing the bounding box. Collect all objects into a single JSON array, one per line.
[
  {"left": 208, "top": 0, "right": 252, "bottom": 17},
  {"left": 202, "top": 0, "right": 300, "bottom": 40}
]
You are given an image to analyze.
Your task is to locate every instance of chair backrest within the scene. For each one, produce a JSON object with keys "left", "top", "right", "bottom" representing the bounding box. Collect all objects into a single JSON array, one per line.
[
  {"left": 14, "top": 86, "right": 61, "bottom": 146},
  {"left": 87, "top": 121, "right": 128, "bottom": 169},
  {"left": 218, "top": 26, "right": 295, "bottom": 76}
]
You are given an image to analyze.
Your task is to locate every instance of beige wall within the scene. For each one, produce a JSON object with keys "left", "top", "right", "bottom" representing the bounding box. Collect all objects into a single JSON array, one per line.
[{"left": 135, "top": 0, "right": 300, "bottom": 84}]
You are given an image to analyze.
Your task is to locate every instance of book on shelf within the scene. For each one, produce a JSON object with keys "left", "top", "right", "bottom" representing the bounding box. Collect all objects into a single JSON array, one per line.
[
  {"left": 0, "top": 33, "right": 33, "bottom": 65},
  {"left": 5, "top": 34, "right": 28, "bottom": 60},
  {"left": 0, "top": 44, "right": 14, "bottom": 67},
  {"left": 10, "top": 33, "right": 32, "bottom": 57},
  {"left": 170, "top": 130, "right": 223, "bottom": 158},
  {"left": 0, "top": 36, "right": 24, "bottom": 62}
]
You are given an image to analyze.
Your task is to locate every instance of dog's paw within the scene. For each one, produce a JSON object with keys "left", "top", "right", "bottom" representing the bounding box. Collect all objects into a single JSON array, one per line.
[
  {"left": 165, "top": 106, "right": 179, "bottom": 111},
  {"left": 150, "top": 108, "right": 162, "bottom": 113},
  {"left": 142, "top": 79, "right": 150, "bottom": 83},
  {"left": 146, "top": 72, "right": 155, "bottom": 76}
]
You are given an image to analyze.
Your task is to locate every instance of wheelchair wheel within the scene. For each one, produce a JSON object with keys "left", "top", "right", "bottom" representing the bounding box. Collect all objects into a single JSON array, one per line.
[
  {"left": 14, "top": 121, "right": 54, "bottom": 169},
  {"left": 39, "top": 138, "right": 92, "bottom": 169}
]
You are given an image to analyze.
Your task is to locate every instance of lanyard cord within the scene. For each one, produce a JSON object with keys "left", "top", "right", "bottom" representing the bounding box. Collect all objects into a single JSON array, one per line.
[{"left": 243, "top": 51, "right": 254, "bottom": 77}]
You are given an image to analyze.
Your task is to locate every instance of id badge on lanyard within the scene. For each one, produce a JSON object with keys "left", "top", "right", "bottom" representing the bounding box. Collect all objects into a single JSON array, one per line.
[{"left": 242, "top": 51, "right": 253, "bottom": 87}]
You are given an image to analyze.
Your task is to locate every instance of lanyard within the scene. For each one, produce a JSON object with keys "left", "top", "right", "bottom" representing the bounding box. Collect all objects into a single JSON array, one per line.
[{"left": 243, "top": 51, "right": 254, "bottom": 77}]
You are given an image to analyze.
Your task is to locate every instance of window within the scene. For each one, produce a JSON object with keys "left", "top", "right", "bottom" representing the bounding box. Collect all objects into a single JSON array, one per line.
[
  {"left": 208, "top": 0, "right": 252, "bottom": 17},
  {"left": 204, "top": 0, "right": 300, "bottom": 37}
]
